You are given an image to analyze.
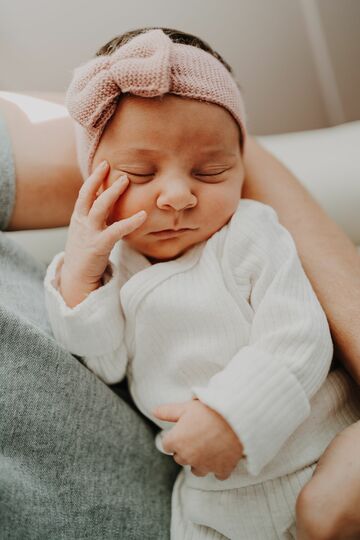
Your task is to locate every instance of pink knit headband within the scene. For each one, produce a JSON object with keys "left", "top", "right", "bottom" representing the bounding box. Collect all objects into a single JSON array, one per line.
[{"left": 66, "top": 29, "right": 247, "bottom": 178}]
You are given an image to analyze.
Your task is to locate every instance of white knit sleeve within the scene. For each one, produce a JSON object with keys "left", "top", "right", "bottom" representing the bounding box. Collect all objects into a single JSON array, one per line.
[
  {"left": 44, "top": 252, "right": 128, "bottom": 384},
  {"left": 192, "top": 201, "right": 333, "bottom": 476}
]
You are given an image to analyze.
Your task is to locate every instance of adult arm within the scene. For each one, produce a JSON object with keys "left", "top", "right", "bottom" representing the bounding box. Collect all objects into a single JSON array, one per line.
[
  {"left": 0, "top": 92, "right": 176, "bottom": 538},
  {"left": 2, "top": 91, "right": 360, "bottom": 382},
  {"left": 243, "top": 137, "right": 360, "bottom": 385},
  {"left": 0, "top": 91, "right": 82, "bottom": 230}
]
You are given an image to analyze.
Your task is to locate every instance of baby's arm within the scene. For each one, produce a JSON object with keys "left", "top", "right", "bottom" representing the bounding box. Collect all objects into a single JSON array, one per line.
[
  {"left": 156, "top": 202, "right": 333, "bottom": 477},
  {"left": 44, "top": 160, "right": 147, "bottom": 384},
  {"left": 197, "top": 201, "right": 333, "bottom": 474},
  {"left": 194, "top": 201, "right": 333, "bottom": 474},
  {"left": 192, "top": 202, "right": 333, "bottom": 476},
  {"left": 44, "top": 252, "right": 128, "bottom": 384}
]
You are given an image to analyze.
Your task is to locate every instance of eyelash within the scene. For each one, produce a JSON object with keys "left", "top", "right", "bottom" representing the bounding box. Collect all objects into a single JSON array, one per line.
[
  {"left": 126, "top": 171, "right": 227, "bottom": 178},
  {"left": 197, "top": 172, "right": 225, "bottom": 177}
]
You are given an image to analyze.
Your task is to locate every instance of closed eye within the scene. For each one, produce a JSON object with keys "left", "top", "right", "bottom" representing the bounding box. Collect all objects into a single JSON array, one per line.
[
  {"left": 196, "top": 171, "right": 225, "bottom": 176},
  {"left": 122, "top": 169, "right": 230, "bottom": 182},
  {"left": 195, "top": 165, "right": 233, "bottom": 176},
  {"left": 195, "top": 169, "right": 231, "bottom": 182},
  {"left": 129, "top": 172, "right": 225, "bottom": 177},
  {"left": 125, "top": 172, "right": 153, "bottom": 177},
  {"left": 121, "top": 172, "right": 154, "bottom": 183}
]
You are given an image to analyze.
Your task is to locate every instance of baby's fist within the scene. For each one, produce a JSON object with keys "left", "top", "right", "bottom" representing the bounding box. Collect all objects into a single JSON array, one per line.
[{"left": 154, "top": 399, "right": 244, "bottom": 480}]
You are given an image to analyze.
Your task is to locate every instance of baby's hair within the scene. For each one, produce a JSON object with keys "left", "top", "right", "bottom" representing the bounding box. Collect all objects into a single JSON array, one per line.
[
  {"left": 96, "top": 27, "right": 244, "bottom": 151},
  {"left": 96, "top": 27, "right": 234, "bottom": 74}
]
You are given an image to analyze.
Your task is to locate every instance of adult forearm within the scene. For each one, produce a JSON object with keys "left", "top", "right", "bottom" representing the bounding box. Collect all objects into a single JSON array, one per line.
[
  {"left": 0, "top": 92, "right": 82, "bottom": 231},
  {"left": 243, "top": 136, "right": 360, "bottom": 384}
]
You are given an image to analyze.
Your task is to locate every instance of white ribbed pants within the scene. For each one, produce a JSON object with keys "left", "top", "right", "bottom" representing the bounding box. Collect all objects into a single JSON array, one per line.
[{"left": 171, "top": 464, "right": 316, "bottom": 540}]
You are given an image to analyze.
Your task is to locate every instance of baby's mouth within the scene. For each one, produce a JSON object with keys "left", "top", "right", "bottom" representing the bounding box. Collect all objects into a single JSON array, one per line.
[{"left": 149, "top": 228, "right": 193, "bottom": 238}]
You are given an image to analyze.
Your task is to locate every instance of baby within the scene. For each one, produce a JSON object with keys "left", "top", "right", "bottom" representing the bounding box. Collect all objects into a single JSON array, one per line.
[{"left": 44, "top": 28, "right": 360, "bottom": 539}]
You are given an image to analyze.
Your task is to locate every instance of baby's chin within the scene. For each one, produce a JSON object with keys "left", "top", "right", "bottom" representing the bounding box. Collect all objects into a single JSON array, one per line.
[
  {"left": 128, "top": 239, "right": 194, "bottom": 264},
  {"left": 145, "top": 247, "right": 188, "bottom": 265}
]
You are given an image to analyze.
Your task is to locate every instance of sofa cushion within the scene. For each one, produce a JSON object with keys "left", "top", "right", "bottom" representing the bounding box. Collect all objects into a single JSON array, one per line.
[{"left": 259, "top": 121, "right": 360, "bottom": 245}]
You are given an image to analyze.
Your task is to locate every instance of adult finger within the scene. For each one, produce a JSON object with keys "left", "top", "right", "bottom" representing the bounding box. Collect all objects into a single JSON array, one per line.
[
  {"left": 74, "top": 160, "right": 109, "bottom": 216},
  {"left": 89, "top": 175, "right": 129, "bottom": 227}
]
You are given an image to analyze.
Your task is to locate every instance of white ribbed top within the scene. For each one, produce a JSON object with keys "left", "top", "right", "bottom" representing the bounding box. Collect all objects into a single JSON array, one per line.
[{"left": 45, "top": 200, "right": 358, "bottom": 488}]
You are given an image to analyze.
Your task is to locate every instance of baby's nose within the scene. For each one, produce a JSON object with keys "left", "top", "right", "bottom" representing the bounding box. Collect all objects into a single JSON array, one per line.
[{"left": 157, "top": 179, "right": 197, "bottom": 211}]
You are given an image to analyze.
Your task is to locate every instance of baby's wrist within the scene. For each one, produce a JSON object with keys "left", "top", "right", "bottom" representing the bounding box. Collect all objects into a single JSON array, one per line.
[{"left": 59, "top": 265, "right": 102, "bottom": 308}]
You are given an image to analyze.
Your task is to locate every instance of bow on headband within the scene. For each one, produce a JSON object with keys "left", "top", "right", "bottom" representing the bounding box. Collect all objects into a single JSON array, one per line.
[{"left": 66, "top": 29, "right": 246, "bottom": 178}]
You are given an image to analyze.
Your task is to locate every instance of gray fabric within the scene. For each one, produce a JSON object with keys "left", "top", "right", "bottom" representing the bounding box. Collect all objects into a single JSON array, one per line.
[
  {"left": 0, "top": 114, "right": 15, "bottom": 231},
  {"left": 0, "top": 113, "right": 178, "bottom": 539}
]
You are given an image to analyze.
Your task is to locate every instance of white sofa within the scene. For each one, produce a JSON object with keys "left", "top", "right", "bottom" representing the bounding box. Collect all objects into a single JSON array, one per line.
[{"left": 5, "top": 121, "right": 360, "bottom": 263}]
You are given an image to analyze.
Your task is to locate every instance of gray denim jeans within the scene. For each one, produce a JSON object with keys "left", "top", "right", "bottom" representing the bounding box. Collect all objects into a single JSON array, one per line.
[{"left": 0, "top": 114, "right": 179, "bottom": 539}]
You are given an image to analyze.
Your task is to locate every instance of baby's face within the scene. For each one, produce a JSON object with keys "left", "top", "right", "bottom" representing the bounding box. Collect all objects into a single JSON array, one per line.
[{"left": 93, "top": 94, "right": 244, "bottom": 263}]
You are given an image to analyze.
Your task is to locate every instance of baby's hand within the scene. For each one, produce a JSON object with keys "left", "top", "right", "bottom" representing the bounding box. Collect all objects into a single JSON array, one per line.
[
  {"left": 153, "top": 399, "right": 244, "bottom": 480},
  {"left": 60, "top": 160, "right": 147, "bottom": 307}
]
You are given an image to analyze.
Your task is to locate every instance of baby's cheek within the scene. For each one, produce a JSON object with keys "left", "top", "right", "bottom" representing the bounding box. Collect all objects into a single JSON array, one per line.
[
  {"left": 107, "top": 197, "right": 128, "bottom": 224},
  {"left": 108, "top": 184, "right": 141, "bottom": 224}
]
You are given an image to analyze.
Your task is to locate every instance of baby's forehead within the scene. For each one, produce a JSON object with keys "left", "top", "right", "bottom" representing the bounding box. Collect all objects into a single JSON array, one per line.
[
  {"left": 112, "top": 94, "right": 240, "bottom": 133},
  {"left": 106, "top": 141, "right": 239, "bottom": 164},
  {"left": 102, "top": 94, "right": 242, "bottom": 158},
  {"left": 112, "top": 139, "right": 237, "bottom": 155}
]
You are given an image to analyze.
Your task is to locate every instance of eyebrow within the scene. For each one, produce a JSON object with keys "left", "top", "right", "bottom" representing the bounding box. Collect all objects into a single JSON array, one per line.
[{"left": 112, "top": 147, "right": 237, "bottom": 158}]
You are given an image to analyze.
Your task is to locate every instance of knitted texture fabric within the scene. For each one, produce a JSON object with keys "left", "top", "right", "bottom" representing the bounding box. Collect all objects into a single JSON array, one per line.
[
  {"left": 66, "top": 29, "right": 247, "bottom": 178},
  {"left": 44, "top": 200, "right": 360, "bottom": 483}
]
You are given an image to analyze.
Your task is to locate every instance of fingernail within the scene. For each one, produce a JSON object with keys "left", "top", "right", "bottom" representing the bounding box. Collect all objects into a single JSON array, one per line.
[
  {"left": 99, "top": 160, "right": 108, "bottom": 169},
  {"left": 114, "top": 176, "right": 127, "bottom": 185}
]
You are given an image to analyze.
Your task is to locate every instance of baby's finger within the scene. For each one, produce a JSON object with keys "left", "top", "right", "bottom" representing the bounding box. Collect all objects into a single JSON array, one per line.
[
  {"left": 214, "top": 471, "right": 231, "bottom": 481},
  {"left": 74, "top": 161, "right": 109, "bottom": 216},
  {"left": 191, "top": 466, "right": 208, "bottom": 477},
  {"left": 153, "top": 402, "right": 188, "bottom": 422},
  {"left": 173, "top": 453, "right": 189, "bottom": 467},
  {"left": 214, "top": 461, "right": 236, "bottom": 481},
  {"left": 101, "top": 210, "right": 147, "bottom": 247},
  {"left": 89, "top": 175, "right": 129, "bottom": 226}
]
